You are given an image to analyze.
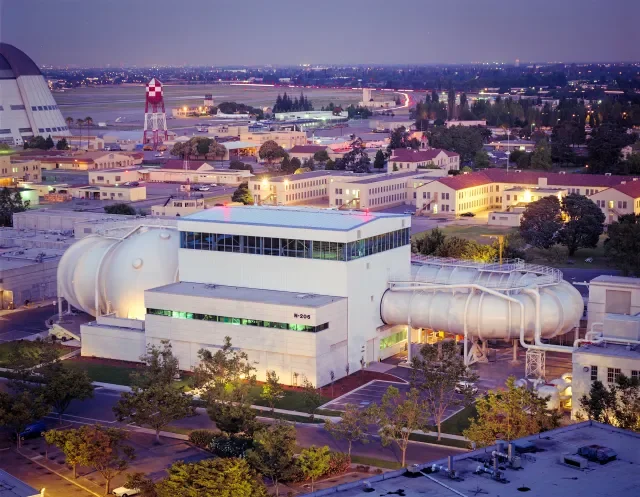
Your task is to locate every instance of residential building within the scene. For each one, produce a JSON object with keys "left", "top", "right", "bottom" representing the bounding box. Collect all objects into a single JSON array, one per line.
[
  {"left": 389, "top": 148, "right": 460, "bottom": 172},
  {"left": 330, "top": 171, "right": 423, "bottom": 210},
  {"left": 0, "top": 156, "right": 41, "bottom": 185},
  {"left": 249, "top": 170, "right": 332, "bottom": 205},
  {"left": 288, "top": 145, "right": 330, "bottom": 161},
  {"left": 143, "top": 160, "right": 251, "bottom": 185},
  {"left": 69, "top": 184, "right": 146, "bottom": 202},
  {"left": 39, "top": 151, "right": 138, "bottom": 170},
  {"left": 89, "top": 168, "right": 140, "bottom": 186},
  {"left": 589, "top": 181, "right": 640, "bottom": 222},
  {"left": 239, "top": 130, "right": 307, "bottom": 150}
]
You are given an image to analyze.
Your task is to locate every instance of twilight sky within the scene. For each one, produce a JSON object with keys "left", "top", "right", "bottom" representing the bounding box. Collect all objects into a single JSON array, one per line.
[{"left": 1, "top": 0, "right": 638, "bottom": 67}]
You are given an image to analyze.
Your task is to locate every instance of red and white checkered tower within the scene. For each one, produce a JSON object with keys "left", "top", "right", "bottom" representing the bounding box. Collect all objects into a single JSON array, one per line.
[{"left": 143, "top": 78, "right": 168, "bottom": 149}]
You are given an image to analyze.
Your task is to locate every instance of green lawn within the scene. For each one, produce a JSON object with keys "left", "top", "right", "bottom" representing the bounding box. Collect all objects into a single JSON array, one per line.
[
  {"left": 247, "top": 385, "right": 332, "bottom": 414},
  {"left": 62, "top": 361, "right": 137, "bottom": 386},
  {"left": 412, "top": 225, "right": 518, "bottom": 244},
  {"left": 0, "top": 340, "right": 64, "bottom": 368},
  {"left": 350, "top": 455, "right": 402, "bottom": 470},
  {"left": 440, "top": 403, "right": 477, "bottom": 435},
  {"left": 525, "top": 234, "right": 612, "bottom": 269}
]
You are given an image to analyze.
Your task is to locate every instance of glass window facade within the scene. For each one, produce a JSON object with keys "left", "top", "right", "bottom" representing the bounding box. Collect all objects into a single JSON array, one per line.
[
  {"left": 380, "top": 330, "right": 408, "bottom": 350},
  {"left": 179, "top": 228, "right": 410, "bottom": 262},
  {"left": 147, "top": 308, "right": 329, "bottom": 333}
]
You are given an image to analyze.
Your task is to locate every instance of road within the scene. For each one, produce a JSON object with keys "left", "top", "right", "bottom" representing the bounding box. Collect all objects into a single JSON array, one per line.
[{"left": 48, "top": 386, "right": 462, "bottom": 467}]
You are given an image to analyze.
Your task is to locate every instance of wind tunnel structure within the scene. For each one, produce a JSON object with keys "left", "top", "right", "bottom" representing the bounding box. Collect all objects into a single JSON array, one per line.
[
  {"left": 381, "top": 257, "right": 584, "bottom": 341},
  {"left": 57, "top": 226, "right": 179, "bottom": 319}
]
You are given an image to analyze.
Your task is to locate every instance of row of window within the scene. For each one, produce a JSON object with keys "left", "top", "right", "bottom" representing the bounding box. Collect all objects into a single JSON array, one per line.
[
  {"left": 590, "top": 365, "right": 640, "bottom": 383},
  {"left": 286, "top": 189, "right": 326, "bottom": 202},
  {"left": 595, "top": 200, "right": 630, "bottom": 210},
  {"left": 180, "top": 228, "right": 410, "bottom": 261},
  {"left": 37, "top": 126, "right": 68, "bottom": 133},
  {"left": 31, "top": 105, "right": 59, "bottom": 111},
  {"left": 147, "top": 308, "right": 329, "bottom": 333},
  {"left": 369, "top": 193, "right": 407, "bottom": 206},
  {"left": 368, "top": 183, "right": 407, "bottom": 195}
]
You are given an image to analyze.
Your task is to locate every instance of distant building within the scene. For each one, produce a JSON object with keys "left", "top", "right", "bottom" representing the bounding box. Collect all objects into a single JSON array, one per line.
[
  {"left": 38, "top": 152, "right": 138, "bottom": 171},
  {"left": 288, "top": 145, "right": 330, "bottom": 161},
  {"left": 0, "top": 43, "right": 70, "bottom": 146},
  {"left": 389, "top": 148, "right": 460, "bottom": 172},
  {"left": 151, "top": 197, "right": 206, "bottom": 217},
  {"left": 0, "top": 155, "right": 41, "bottom": 184}
]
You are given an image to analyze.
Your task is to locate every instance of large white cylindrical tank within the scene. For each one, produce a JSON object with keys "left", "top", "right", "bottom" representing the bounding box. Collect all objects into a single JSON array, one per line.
[
  {"left": 57, "top": 227, "right": 179, "bottom": 319},
  {"left": 381, "top": 266, "right": 584, "bottom": 340}
]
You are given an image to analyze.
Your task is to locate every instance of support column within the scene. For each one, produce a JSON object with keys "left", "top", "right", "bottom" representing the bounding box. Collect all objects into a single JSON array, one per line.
[
  {"left": 407, "top": 324, "right": 413, "bottom": 364},
  {"left": 511, "top": 339, "right": 519, "bottom": 364},
  {"left": 482, "top": 340, "right": 488, "bottom": 356},
  {"left": 57, "top": 296, "right": 63, "bottom": 321}
]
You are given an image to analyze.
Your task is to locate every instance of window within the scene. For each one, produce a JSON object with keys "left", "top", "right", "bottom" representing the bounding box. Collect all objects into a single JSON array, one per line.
[
  {"left": 632, "top": 370, "right": 639, "bottom": 381},
  {"left": 607, "top": 367, "right": 621, "bottom": 383},
  {"left": 0, "top": 129, "right": 10, "bottom": 135},
  {"left": 590, "top": 365, "right": 598, "bottom": 381},
  {"left": 10, "top": 104, "right": 25, "bottom": 110}
]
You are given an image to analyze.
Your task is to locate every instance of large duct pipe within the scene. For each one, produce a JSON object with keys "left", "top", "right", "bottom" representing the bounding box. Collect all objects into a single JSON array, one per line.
[{"left": 381, "top": 265, "right": 583, "bottom": 341}]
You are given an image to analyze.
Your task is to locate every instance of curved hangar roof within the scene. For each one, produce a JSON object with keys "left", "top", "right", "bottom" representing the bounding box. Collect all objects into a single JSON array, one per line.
[{"left": 0, "top": 43, "right": 42, "bottom": 79}]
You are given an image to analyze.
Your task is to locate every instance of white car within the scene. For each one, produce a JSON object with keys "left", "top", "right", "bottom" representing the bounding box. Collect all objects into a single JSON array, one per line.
[
  {"left": 197, "top": 186, "right": 210, "bottom": 191},
  {"left": 154, "top": 153, "right": 164, "bottom": 157},
  {"left": 112, "top": 487, "right": 139, "bottom": 497}
]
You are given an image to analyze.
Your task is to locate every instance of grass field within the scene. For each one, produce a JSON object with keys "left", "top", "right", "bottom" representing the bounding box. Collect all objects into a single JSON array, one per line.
[
  {"left": 412, "top": 224, "right": 518, "bottom": 244},
  {"left": 0, "top": 340, "right": 65, "bottom": 368},
  {"left": 62, "top": 361, "right": 136, "bottom": 386}
]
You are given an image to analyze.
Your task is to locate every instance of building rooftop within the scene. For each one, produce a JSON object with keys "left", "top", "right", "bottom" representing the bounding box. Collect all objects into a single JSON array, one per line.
[
  {"left": 223, "top": 140, "right": 259, "bottom": 150},
  {"left": 590, "top": 275, "right": 640, "bottom": 289},
  {"left": 390, "top": 148, "right": 459, "bottom": 162},
  {"left": 504, "top": 186, "right": 567, "bottom": 194},
  {"left": 327, "top": 422, "right": 640, "bottom": 497},
  {"left": 0, "top": 468, "right": 39, "bottom": 497},
  {"left": 288, "top": 145, "right": 329, "bottom": 153},
  {"left": 182, "top": 205, "right": 407, "bottom": 231},
  {"left": 342, "top": 171, "right": 423, "bottom": 184},
  {"left": 0, "top": 248, "right": 63, "bottom": 271},
  {"left": 147, "top": 282, "right": 345, "bottom": 308},
  {"left": 159, "top": 159, "right": 212, "bottom": 171},
  {"left": 609, "top": 181, "right": 640, "bottom": 199},
  {"left": 266, "top": 170, "right": 332, "bottom": 183},
  {"left": 574, "top": 341, "right": 640, "bottom": 359}
]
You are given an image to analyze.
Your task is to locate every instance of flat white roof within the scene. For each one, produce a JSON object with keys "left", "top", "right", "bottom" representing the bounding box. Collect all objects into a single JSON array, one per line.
[
  {"left": 182, "top": 206, "right": 407, "bottom": 232},
  {"left": 590, "top": 275, "right": 640, "bottom": 289},
  {"left": 147, "top": 282, "right": 344, "bottom": 308},
  {"left": 330, "top": 422, "right": 640, "bottom": 497}
]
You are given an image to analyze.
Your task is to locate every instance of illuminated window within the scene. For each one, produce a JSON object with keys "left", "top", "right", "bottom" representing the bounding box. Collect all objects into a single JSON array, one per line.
[{"left": 590, "top": 365, "right": 598, "bottom": 381}]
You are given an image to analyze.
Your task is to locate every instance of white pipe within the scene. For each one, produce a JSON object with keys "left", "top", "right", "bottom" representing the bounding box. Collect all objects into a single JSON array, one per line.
[
  {"left": 420, "top": 472, "right": 469, "bottom": 497},
  {"left": 522, "top": 288, "right": 573, "bottom": 354}
]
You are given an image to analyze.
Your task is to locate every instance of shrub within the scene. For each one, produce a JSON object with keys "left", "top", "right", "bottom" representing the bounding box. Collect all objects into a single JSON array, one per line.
[
  {"left": 188, "top": 429, "right": 220, "bottom": 449},
  {"left": 326, "top": 452, "right": 351, "bottom": 477},
  {"left": 209, "top": 434, "right": 253, "bottom": 458}
]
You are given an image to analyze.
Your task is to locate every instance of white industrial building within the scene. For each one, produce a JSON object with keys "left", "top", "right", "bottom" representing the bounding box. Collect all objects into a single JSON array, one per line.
[{"left": 0, "top": 43, "right": 69, "bottom": 146}]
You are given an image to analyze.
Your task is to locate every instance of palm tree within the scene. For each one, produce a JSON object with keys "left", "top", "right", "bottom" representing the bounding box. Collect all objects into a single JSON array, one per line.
[
  {"left": 65, "top": 116, "right": 73, "bottom": 131},
  {"left": 76, "top": 119, "right": 85, "bottom": 149},
  {"left": 84, "top": 117, "right": 93, "bottom": 149}
]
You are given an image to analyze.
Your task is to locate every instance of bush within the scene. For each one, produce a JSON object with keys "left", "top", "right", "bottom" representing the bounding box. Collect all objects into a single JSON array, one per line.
[
  {"left": 284, "top": 452, "right": 350, "bottom": 483},
  {"left": 326, "top": 452, "right": 351, "bottom": 477},
  {"left": 209, "top": 434, "right": 253, "bottom": 458},
  {"left": 188, "top": 429, "right": 220, "bottom": 449}
]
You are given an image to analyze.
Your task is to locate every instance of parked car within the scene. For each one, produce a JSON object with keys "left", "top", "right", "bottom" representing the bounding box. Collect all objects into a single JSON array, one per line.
[
  {"left": 12, "top": 421, "right": 46, "bottom": 441},
  {"left": 197, "top": 186, "right": 210, "bottom": 191},
  {"left": 403, "top": 210, "right": 414, "bottom": 215},
  {"left": 460, "top": 212, "right": 475, "bottom": 217},
  {"left": 129, "top": 181, "right": 140, "bottom": 187},
  {"left": 112, "top": 487, "right": 140, "bottom": 497},
  {"left": 454, "top": 381, "right": 478, "bottom": 395}
]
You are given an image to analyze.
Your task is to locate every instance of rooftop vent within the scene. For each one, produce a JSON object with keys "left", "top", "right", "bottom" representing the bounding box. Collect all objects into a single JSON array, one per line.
[
  {"left": 578, "top": 444, "right": 617, "bottom": 464},
  {"left": 561, "top": 453, "right": 588, "bottom": 469}
]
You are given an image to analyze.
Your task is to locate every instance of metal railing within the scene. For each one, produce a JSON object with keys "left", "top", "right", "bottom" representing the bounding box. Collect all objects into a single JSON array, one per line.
[{"left": 408, "top": 255, "right": 563, "bottom": 289}]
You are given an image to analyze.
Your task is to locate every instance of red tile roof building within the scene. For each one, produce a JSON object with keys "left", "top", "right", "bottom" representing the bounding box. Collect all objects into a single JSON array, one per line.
[{"left": 390, "top": 148, "right": 460, "bottom": 172}]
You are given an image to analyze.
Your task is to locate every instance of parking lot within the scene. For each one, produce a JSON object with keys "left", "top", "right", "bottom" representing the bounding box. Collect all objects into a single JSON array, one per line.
[
  {"left": 0, "top": 304, "right": 56, "bottom": 342},
  {"left": 321, "top": 379, "right": 476, "bottom": 424}
]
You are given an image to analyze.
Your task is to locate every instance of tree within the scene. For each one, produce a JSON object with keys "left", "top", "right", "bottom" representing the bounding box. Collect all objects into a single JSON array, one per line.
[
  {"left": 260, "top": 370, "right": 284, "bottom": 412},
  {"left": 464, "top": 376, "right": 560, "bottom": 447},
  {"left": 369, "top": 386, "right": 429, "bottom": 466},
  {"left": 196, "top": 137, "right": 212, "bottom": 156},
  {"left": 231, "top": 182, "right": 254, "bottom": 205},
  {"left": 0, "top": 187, "right": 29, "bottom": 227},
  {"left": 210, "top": 141, "right": 227, "bottom": 162},
  {"left": 246, "top": 421, "right": 297, "bottom": 496},
  {"left": 519, "top": 196, "right": 562, "bottom": 249},
  {"left": 414, "top": 227, "right": 446, "bottom": 255},
  {"left": 557, "top": 194, "right": 605, "bottom": 256},
  {"left": 461, "top": 165, "right": 473, "bottom": 173},
  {"left": 84, "top": 116, "right": 93, "bottom": 149},
  {"left": 373, "top": 149, "right": 385, "bottom": 169},
  {"left": 104, "top": 203, "right": 136, "bottom": 215},
  {"left": 474, "top": 150, "right": 490, "bottom": 169},
  {"left": 45, "top": 135, "right": 55, "bottom": 150},
  {"left": 124, "top": 473, "right": 157, "bottom": 497},
  {"left": 258, "top": 140, "right": 287, "bottom": 164},
  {"left": 290, "top": 157, "right": 301, "bottom": 172},
  {"left": 0, "top": 391, "right": 50, "bottom": 448},
  {"left": 56, "top": 137, "right": 69, "bottom": 150},
  {"left": 194, "top": 336, "right": 257, "bottom": 435},
  {"left": 156, "top": 458, "right": 267, "bottom": 497},
  {"left": 229, "top": 160, "right": 253, "bottom": 173},
  {"left": 579, "top": 376, "right": 640, "bottom": 431},
  {"left": 324, "top": 403, "right": 372, "bottom": 457},
  {"left": 301, "top": 376, "right": 324, "bottom": 420},
  {"left": 530, "top": 140, "right": 552, "bottom": 170},
  {"left": 298, "top": 445, "right": 331, "bottom": 492},
  {"left": 41, "top": 362, "right": 93, "bottom": 423},
  {"left": 313, "top": 149, "right": 330, "bottom": 163},
  {"left": 410, "top": 341, "right": 478, "bottom": 440},
  {"left": 114, "top": 342, "right": 194, "bottom": 444},
  {"left": 427, "top": 126, "right": 487, "bottom": 163},
  {"left": 44, "top": 428, "right": 85, "bottom": 478},
  {"left": 325, "top": 158, "right": 336, "bottom": 170},
  {"left": 588, "top": 123, "right": 635, "bottom": 173},
  {"left": 604, "top": 214, "right": 640, "bottom": 276},
  {"left": 338, "top": 148, "right": 370, "bottom": 173},
  {"left": 65, "top": 116, "right": 74, "bottom": 131},
  {"left": 78, "top": 425, "right": 136, "bottom": 495}
]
